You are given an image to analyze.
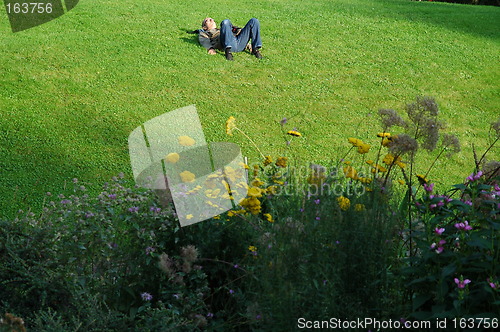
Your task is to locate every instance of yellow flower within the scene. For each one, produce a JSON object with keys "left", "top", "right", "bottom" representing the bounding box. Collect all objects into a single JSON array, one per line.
[
  {"left": 240, "top": 197, "right": 261, "bottom": 214},
  {"left": 224, "top": 166, "right": 244, "bottom": 182},
  {"left": 357, "top": 143, "right": 370, "bottom": 154},
  {"left": 287, "top": 130, "right": 302, "bottom": 137},
  {"left": 247, "top": 187, "right": 263, "bottom": 198},
  {"left": 396, "top": 161, "right": 406, "bottom": 169},
  {"left": 251, "top": 178, "right": 265, "bottom": 187},
  {"left": 263, "top": 155, "right": 273, "bottom": 166},
  {"left": 371, "top": 164, "right": 387, "bottom": 173},
  {"left": 253, "top": 164, "right": 259, "bottom": 177},
  {"left": 358, "top": 177, "right": 372, "bottom": 184},
  {"left": 348, "top": 137, "right": 370, "bottom": 154},
  {"left": 226, "top": 116, "right": 237, "bottom": 136},
  {"left": 377, "top": 132, "right": 391, "bottom": 138},
  {"left": 337, "top": 196, "right": 351, "bottom": 211},
  {"left": 348, "top": 137, "right": 362, "bottom": 147},
  {"left": 275, "top": 157, "right": 288, "bottom": 168},
  {"left": 266, "top": 185, "right": 278, "bottom": 195},
  {"left": 382, "top": 154, "right": 395, "bottom": 165},
  {"left": 180, "top": 170, "right": 196, "bottom": 183},
  {"left": 354, "top": 204, "right": 365, "bottom": 211},
  {"left": 186, "top": 214, "right": 193, "bottom": 220},
  {"left": 205, "top": 189, "right": 221, "bottom": 198},
  {"left": 366, "top": 160, "right": 374, "bottom": 165},
  {"left": 343, "top": 165, "right": 358, "bottom": 179},
  {"left": 178, "top": 135, "right": 195, "bottom": 146},
  {"left": 263, "top": 213, "right": 274, "bottom": 223},
  {"left": 239, "top": 162, "right": 249, "bottom": 169},
  {"left": 416, "top": 174, "right": 428, "bottom": 185},
  {"left": 398, "top": 179, "right": 406, "bottom": 185},
  {"left": 165, "top": 152, "right": 180, "bottom": 164},
  {"left": 248, "top": 245, "right": 257, "bottom": 252}
]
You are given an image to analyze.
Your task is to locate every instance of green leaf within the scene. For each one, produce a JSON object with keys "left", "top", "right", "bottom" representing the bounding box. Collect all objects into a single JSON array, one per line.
[
  {"left": 452, "top": 184, "right": 467, "bottom": 191},
  {"left": 467, "top": 235, "right": 492, "bottom": 250},
  {"left": 412, "top": 294, "right": 432, "bottom": 311},
  {"left": 441, "top": 264, "right": 456, "bottom": 277}
]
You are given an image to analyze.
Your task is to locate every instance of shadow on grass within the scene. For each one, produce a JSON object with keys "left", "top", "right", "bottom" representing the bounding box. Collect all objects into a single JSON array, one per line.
[{"left": 378, "top": 0, "right": 499, "bottom": 40}]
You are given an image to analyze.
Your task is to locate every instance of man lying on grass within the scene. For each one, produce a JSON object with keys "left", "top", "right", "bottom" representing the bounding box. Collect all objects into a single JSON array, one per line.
[{"left": 196, "top": 17, "right": 263, "bottom": 61}]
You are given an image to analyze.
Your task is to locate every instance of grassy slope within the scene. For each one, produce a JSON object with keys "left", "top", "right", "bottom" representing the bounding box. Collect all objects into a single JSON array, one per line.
[{"left": 0, "top": 0, "right": 499, "bottom": 218}]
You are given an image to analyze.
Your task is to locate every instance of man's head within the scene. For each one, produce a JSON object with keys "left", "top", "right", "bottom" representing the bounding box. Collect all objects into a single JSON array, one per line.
[{"left": 202, "top": 17, "right": 216, "bottom": 30}]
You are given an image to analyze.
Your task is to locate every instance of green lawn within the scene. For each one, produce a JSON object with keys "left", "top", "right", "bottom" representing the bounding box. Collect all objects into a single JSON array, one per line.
[{"left": 1, "top": 0, "right": 499, "bottom": 218}]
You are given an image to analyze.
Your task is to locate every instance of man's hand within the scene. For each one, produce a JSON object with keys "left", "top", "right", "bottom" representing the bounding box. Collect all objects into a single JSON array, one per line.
[{"left": 208, "top": 48, "right": 216, "bottom": 55}]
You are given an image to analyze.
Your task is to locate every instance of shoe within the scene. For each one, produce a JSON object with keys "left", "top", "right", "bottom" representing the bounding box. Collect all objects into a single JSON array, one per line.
[
  {"left": 252, "top": 49, "right": 263, "bottom": 59},
  {"left": 225, "top": 48, "right": 233, "bottom": 61}
]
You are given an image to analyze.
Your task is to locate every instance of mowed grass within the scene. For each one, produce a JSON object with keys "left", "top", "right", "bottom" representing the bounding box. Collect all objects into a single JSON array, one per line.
[{"left": 0, "top": 0, "right": 499, "bottom": 218}]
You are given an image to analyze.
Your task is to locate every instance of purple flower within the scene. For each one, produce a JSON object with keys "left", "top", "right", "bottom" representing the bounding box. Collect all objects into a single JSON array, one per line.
[
  {"left": 150, "top": 207, "right": 161, "bottom": 213},
  {"left": 314, "top": 199, "right": 320, "bottom": 204},
  {"left": 85, "top": 212, "right": 95, "bottom": 218},
  {"left": 233, "top": 264, "right": 239, "bottom": 269},
  {"left": 280, "top": 117, "right": 288, "bottom": 125},
  {"left": 256, "top": 314, "right": 262, "bottom": 320},
  {"left": 466, "top": 171, "right": 483, "bottom": 182},
  {"left": 487, "top": 279, "right": 498, "bottom": 289},
  {"left": 173, "top": 294, "right": 180, "bottom": 299},
  {"left": 299, "top": 208, "right": 304, "bottom": 212},
  {"left": 315, "top": 216, "right": 320, "bottom": 221},
  {"left": 60, "top": 199, "right": 71, "bottom": 205},
  {"left": 454, "top": 278, "right": 471, "bottom": 289},
  {"left": 454, "top": 221, "right": 472, "bottom": 231},
  {"left": 423, "top": 183, "right": 434, "bottom": 193},
  {"left": 145, "top": 246, "right": 155, "bottom": 255},
  {"left": 431, "top": 240, "right": 445, "bottom": 254},
  {"left": 207, "top": 312, "right": 214, "bottom": 318},
  {"left": 464, "top": 200, "right": 473, "bottom": 206},
  {"left": 141, "top": 292, "right": 153, "bottom": 301},
  {"left": 229, "top": 289, "right": 235, "bottom": 295},
  {"left": 323, "top": 279, "right": 328, "bottom": 285},
  {"left": 108, "top": 194, "right": 117, "bottom": 199},
  {"left": 128, "top": 206, "right": 139, "bottom": 213},
  {"left": 435, "top": 227, "right": 445, "bottom": 235}
]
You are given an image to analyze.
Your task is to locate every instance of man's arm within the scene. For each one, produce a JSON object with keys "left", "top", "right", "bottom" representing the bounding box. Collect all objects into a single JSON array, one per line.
[{"left": 198, "top": 30, "right": 221, "bottom": 54}]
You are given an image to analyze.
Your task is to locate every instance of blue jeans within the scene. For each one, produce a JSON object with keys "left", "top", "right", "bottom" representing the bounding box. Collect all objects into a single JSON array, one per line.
[{"left": 220, "top": 18, "right": 262, "bottom": 52}]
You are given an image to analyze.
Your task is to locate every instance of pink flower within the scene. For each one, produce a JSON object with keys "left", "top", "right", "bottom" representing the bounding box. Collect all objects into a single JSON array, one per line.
[
  {"left": 454, "top": 278, "right": 471, "bottom": 289},
  {"left": 466, "top": 171, "right": 483, "bottom": 182},
  {"left": 454, "top": 221, "right": 473, "bottom": 231},
  {"left": 424, "top": 183, "right": 434, "bottom": 193},
  {"left": 435, "top": 227, "right": 445, "bottom": 235},
  {"left": 431, "top": 240, "right": 445, "bottom": 253}
]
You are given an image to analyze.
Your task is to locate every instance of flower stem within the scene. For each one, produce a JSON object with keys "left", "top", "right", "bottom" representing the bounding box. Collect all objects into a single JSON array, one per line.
[{"left": 235, "top": 127, "right": 266, "bottom": 160}]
